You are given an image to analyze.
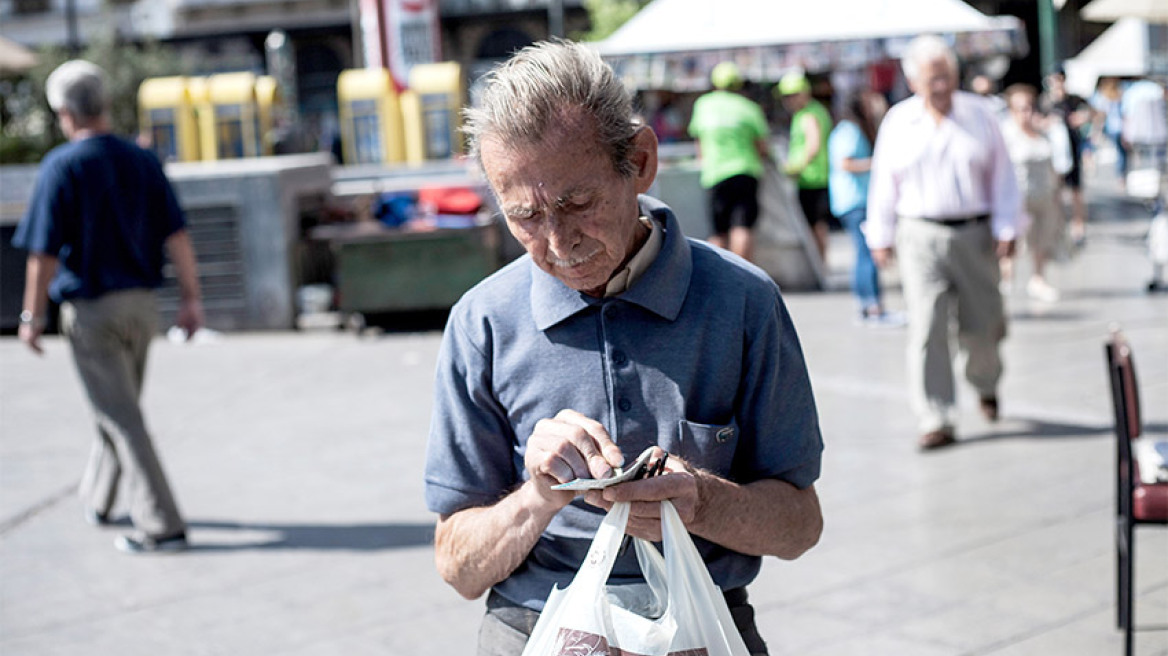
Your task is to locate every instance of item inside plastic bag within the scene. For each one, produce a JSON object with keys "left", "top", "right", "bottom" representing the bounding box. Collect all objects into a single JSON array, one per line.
[{"left": 521, "top": 501, "right": 750, "bottom": 656}]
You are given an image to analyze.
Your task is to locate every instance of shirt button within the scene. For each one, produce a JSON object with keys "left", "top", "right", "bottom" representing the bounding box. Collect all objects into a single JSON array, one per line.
[
  {"left": 612, "top": 350, "right": 628, "bottom": 366},
  {"left": 617, "top": 398, "right": 632, "bottom": 412}
]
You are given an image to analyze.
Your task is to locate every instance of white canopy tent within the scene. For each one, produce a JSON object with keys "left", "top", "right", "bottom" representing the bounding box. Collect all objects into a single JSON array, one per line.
[
  {"left": 593, "top": 0, "right": 1024, "bottom": 91},
  {"left": 1063, "top": 17, "right": 1168, "bottom": 97},
  {"left": 1081, "top": 0, "right": 1168, "bottom": 23},
  {"left": 598, "top": 0, "right": 999, "bottom": 56}
]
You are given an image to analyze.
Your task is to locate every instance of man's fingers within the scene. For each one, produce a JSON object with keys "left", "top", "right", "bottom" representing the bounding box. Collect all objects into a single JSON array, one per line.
[{"left": 552, "top": 409, "right": 623, "bottom": 477}]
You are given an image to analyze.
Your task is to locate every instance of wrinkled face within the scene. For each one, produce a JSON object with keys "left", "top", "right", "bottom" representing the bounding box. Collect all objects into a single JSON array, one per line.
[
  {"left": 480, "top": 118, "right": 656, "bottom": 296},
  {"left": 910, "top": 56, "right": 956, "bottom": 116}
]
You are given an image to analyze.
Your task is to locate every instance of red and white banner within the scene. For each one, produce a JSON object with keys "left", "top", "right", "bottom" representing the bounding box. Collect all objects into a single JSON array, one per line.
[{"left": 359, "top": 0, "right": 441, "bottom": 90}]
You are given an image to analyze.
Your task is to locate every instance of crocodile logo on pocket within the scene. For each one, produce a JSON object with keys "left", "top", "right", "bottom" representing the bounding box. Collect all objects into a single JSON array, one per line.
[{"left": 715, "top": 426, "right": 735, "bottom": 443}]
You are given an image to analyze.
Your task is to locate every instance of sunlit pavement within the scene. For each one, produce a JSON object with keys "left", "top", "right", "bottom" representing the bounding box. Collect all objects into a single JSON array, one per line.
[{"left": 1, "top": 164, "right": 1165, "bottom": 654}]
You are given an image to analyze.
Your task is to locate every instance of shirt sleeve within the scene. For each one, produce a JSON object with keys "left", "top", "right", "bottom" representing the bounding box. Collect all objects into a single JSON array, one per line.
[
  {"left": 424, "top": 306, "right": 520, "bottom": 515},
  {"left": 735, "top": 288, "right": 823, "bottom": 489},
  {"left": 984, "top": 110, "right": 1021, "bottom": 241},
  {"left": 865, "top": 113, "right": 899, "bottom": 249},
  {"left": 12, "top": 157, "right": 70, "bottom": 255},
  {"left": 751, "top": 102, "right": 769, "bottom": 141}
]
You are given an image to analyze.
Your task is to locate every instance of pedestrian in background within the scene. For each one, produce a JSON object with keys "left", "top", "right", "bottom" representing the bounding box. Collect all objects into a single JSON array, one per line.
[
  {"left": 688, "top": 61, "right": 770, "bottom": 262},
  {"left": 1091, "top": 77, "right": 1127, "bottom": 179},
  {"left": 969, "top": 73, "right": 1008, "bottom": 119},
  {"left": 777, "top": 70, "right": 833, "bottom": 264},
  {"left": 1120, "top": 76, "right": 1168, "bottom": 180},
  {"left": 999, "top": 83, "right": 1071, "bottom": 303},
  {"left": 827, "top": 89, "right": 903, "bottom": 326},
  {"left": 13, "top": 60, "right": 204, "bottom": 553},
  {"left": 867, "top": 35, "right": 1020, "bottom": 450},
  {"left": 1041, "top": 68, "right": 1095, "bottom": 247},
  {"left": 425, "top": 40, "right": 823, "bottom": 655}
]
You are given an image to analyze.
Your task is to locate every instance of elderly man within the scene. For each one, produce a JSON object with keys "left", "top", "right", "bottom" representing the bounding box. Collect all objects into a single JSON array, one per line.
[
  {"left": 866, "top": 35, "right": 1020, "bottom": 450},
  {"left": 14, "top": 60, "right": 203, "bottom": 552},
  {"left": 423, "top": 41, "right": 823, "bottom": 655}
]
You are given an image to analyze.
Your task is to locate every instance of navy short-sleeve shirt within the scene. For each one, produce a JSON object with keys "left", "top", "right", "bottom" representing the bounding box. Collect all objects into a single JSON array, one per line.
[
  {"left": 424, "top": 196, "right": 823, "bottom": 610},
  {"left": 13, "top": 134, "right": 186, "bottom": 302}
]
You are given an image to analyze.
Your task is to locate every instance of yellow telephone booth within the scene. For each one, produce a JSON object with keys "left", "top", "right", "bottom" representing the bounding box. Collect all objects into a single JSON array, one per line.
[
  {"left": 205, "top": 72, "right": 262, "bottom": 160},
  {"left": 337, "top": 68, "right": 405, "bottom": 166},
  {"left": 400, "top": 62, "right": 464, "bottom": 164},
  {"left": 255, "top": 75, "right": 280, "bottom": 156},
  {"left": 138, "top": 77, "right": 200, "bottom": 163},
  {"left": 187, "top": 77, "right": 214, "bottom": 161}
]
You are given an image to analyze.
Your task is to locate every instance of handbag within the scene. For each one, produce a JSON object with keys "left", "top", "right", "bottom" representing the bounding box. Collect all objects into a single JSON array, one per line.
[{"left": 521, "top": 501, "right": 751, "bottom": 656}]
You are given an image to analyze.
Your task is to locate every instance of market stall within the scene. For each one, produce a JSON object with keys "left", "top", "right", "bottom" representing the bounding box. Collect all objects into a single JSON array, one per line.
[
  {"left": 594, "top": 0, "right": 1025, "bottom": 91},
  {"left": 593, "top": 0, "right": 1026, "bottom": 292}
]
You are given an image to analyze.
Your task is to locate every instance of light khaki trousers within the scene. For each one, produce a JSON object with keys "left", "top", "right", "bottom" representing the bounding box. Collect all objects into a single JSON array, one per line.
[
  {"left": 62, "top": 289, "right": 185, "bottom": 538},
  {"left": 896, "top": 218, "right": 1006, "bottom": 433}
]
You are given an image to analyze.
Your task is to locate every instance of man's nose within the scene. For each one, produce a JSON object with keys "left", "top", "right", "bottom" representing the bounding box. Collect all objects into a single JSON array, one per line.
[{"left": 545, "top": 213, "right": 579, "bottom": 256}]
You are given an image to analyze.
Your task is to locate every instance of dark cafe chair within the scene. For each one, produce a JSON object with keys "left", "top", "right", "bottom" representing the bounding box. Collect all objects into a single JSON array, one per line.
[{"left": 1104, "top": 327, "right": 1168, "bottom": 655}]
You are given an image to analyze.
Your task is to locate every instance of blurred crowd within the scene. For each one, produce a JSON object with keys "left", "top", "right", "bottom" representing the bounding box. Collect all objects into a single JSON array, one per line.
[{"left": 641, "top": 63, "right": 1168, "bottom": 308}]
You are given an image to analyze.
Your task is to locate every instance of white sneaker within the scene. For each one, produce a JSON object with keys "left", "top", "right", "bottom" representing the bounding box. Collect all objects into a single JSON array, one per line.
[
  {"left": 115, "top": 532, "right": 188, "bottom": 554},
  {"left": 1027, "top": 278, "right": 1060, "bottom": 302}
]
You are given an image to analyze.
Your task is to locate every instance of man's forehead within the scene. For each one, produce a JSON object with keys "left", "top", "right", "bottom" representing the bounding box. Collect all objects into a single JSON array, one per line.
[{"left": 482, "top": 134, "right": 606, "bottom": 195}]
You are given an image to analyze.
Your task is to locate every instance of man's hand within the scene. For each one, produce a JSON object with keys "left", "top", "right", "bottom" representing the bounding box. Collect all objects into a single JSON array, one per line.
[
  {"left": 585, "top": 451, "right": 703, "bottom": 542},
  {"left": 995, "top": 239, "right": 1016, "bottom": 259},
  {"left": 18, "top": 321, "right": 45, "bottom": 355},
  {"left": 175, "top": 298, "right": 205, "bottom": 340},
  {"left": 524, "top": 409, "right": 625, "bottom": 509},
  {"left": 871, "top": 247, "right": 895, "bottom": 268}
]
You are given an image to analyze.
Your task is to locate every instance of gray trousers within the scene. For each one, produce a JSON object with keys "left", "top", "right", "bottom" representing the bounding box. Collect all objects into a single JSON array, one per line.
[
  {"left": 477, "top": 588, "right": 768, "bottom": 656},
  {"left": 62, "top": 289, "right": 185, "bottom": 538},
  {"left": 896, "top": 217, "right": 1006, "bottom": 433}
]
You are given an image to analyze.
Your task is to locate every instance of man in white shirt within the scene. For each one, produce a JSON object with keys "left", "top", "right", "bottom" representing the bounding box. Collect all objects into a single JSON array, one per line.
[{"left": 867, "top": 35, "right": 1021, "bottom": 450}]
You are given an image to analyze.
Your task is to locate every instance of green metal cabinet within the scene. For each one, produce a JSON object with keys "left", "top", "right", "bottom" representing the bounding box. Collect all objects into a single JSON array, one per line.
[{"left": 333, "top": 224, "right": 501, "bottom": 314}]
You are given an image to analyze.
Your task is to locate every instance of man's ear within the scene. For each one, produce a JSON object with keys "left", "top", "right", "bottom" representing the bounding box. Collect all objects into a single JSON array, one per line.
[{"left": 630, "top": 125, "right": 658, "bottom": 194}]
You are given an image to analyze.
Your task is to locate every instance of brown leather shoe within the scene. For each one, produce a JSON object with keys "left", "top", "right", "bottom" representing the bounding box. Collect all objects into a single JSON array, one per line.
[
  {"left": 979, "top": 397, "right": 999, "bottom": 422},
  {"left": 919, "top": 428, "right": 956, "bottom": 450}
]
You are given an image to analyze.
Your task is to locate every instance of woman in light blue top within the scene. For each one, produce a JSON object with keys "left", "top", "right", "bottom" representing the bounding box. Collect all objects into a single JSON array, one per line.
[{"left": 828, "top": 91, "right": 901, "bottom": 324}]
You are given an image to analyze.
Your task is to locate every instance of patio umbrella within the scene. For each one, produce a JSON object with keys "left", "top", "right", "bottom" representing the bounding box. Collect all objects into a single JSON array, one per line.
[
  {"left": 1081, "top": 0, "right": 1168, "bottom": 23},
  {"left": 0, "top": 35, "right": 38, "bottom": 74}
]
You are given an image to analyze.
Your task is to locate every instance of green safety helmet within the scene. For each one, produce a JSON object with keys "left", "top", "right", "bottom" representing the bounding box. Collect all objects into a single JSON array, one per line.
[
  {"left": 710, "top": 61, "right": 742, "bottom": 90},
  {"left": 776, "top": 70, "right": 811, "bottom": 96}
]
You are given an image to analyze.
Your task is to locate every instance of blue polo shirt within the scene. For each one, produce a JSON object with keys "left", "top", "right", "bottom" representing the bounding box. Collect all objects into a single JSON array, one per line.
[
  {"left": 424, "top": 195, "right": 823, "bottom": 611},
  {"left": 13, "top": 134, "right": 186, "bottom": 302}
]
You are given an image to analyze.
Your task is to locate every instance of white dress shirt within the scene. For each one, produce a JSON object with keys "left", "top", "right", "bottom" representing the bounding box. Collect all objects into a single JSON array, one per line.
[{"left": 866, "top": 91, "right": 1021, "bottom": 249}]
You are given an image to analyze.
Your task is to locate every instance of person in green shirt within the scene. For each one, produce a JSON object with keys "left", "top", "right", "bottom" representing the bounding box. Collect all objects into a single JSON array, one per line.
[
  {"left": 777, "top": 71, "right": 833, "bottom": 263},
  {"left": 688, "top": 61, "right": 770, "bottom": 262}
]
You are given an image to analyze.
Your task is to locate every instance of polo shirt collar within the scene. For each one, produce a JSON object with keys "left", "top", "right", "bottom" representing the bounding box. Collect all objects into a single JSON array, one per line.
[{"left": 530, "top": 195, "right": 692, "bottom": 331}]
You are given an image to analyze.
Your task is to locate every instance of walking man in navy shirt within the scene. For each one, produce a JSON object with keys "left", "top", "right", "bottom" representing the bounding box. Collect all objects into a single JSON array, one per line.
[{"left": 14, "top": 60, "right": 204, "bottom": 553}]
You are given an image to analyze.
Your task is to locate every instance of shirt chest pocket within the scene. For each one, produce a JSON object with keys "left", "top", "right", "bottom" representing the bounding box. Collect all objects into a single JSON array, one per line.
[{"left": 668, "top": 419, "right": 739, "bottom": 476}]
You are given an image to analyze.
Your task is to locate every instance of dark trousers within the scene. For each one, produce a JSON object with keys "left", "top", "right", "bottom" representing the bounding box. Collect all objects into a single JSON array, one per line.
[{"left": 477, "top": 587, "right": 769, "bottom": 655}]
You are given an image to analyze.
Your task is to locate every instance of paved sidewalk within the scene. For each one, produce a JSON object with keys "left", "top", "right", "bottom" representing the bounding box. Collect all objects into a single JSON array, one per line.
[{"left": 1, "top": 178, "right": 1166, "bottom": 655}]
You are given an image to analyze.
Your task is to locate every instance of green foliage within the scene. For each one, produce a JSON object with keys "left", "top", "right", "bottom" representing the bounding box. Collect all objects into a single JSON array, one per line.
[
  {"left": 0, "top": 31, "right": 182, "bottom": 164},
  {"left": 575, "top": 0, "right": 650, "bottom": 42}
]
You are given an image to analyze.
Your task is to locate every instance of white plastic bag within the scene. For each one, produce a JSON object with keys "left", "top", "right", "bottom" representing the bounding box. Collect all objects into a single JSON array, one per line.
[{"left": 521, "top": 501, "right": 751, "bottom": 656}]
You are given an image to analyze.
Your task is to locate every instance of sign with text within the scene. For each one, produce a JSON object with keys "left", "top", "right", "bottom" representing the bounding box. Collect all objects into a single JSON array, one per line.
[{"left": 359, "top": 0, "right": 441, "bottom": 90}]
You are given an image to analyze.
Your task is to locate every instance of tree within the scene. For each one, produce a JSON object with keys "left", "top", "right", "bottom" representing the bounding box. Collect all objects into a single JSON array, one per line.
[
  {"left": 1, "top": 31, "right": 182, "bottom": 164},
  {"left": 575, "top": 0, "right": 651, "bottom": 42}
]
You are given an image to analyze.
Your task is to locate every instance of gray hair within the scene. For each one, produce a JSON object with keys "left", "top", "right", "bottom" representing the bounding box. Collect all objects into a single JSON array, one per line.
[
  {"left": 901, "top": 35, "right": 958, "bottom": 82},
  {"left": 463, "top": 39, "right": 640, "bottom": 178},
  {"left": 46, "top": 60, "right": 108, "bottom": 120}
]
